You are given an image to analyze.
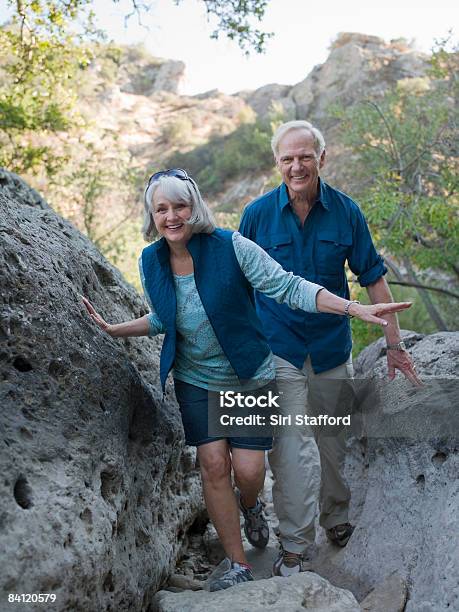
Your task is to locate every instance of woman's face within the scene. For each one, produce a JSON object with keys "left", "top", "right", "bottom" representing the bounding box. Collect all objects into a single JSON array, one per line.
[{"left": 152, "top": 188, "right": 193, "bottom": 245}]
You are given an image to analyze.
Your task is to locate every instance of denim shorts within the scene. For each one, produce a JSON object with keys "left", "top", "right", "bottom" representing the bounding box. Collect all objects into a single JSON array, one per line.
[{"left": 174, "top": 379, "right": 273, "bottom": 450}]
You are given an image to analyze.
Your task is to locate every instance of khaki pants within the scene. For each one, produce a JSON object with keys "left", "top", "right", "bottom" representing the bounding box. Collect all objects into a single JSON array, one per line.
[{"left": 268, "top": 355, "right": 353, "bottom": 554}]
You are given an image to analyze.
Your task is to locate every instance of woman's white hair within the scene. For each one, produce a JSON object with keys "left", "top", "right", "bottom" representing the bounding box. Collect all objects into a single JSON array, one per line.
[
  {"left": 271, "top": 120, "right": 326, "bottom": 158},
  {"left": 142, "top": 175, "right": 216, "bottom": 242}
]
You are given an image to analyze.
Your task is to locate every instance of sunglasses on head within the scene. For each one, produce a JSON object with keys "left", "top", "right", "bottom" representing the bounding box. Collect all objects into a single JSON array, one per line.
[{"left": 146, "top": 168, "right": 193, "bottom": 187}]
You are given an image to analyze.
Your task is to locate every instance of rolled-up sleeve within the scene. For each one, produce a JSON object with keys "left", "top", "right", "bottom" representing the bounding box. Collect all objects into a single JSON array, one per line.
[
  {"left": 348, "top": 207, "right": 387, "bottom": 287},
  {"left": 146, "top": 312, "right": 165, "bottom": 336}
]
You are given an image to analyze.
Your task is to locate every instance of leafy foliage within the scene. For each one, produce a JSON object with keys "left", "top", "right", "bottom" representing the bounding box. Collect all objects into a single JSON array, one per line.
[
  {"left": 46, "top": 134, "right": 144, "bottom": 262},
  {"left": 331, "top": 40, "right": 459, "bottom": 335},
  {"left": 0, "top": 1, "right": 97, "bottom": 174},
  {"left": 167, "top": 118, "right": 274, "bottom": 195},
  {"left": 333, "top": 43, "right": 459, "bottom": 278},
  {"left": 1, "top": 0, "right": 271, "bottom": 176},
  {"left": 189, "top": 0, "right": 273, "bottom": 53}
]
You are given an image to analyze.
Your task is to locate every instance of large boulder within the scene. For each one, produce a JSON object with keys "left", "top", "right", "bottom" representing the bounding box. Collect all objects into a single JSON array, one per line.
[
  {"left": 153, "top": 572, "right": 360, "bottom": 611},
  {"left": 0, "top": 169, "right": 203, "bottom": 611},
  {"left": 331, "top": 331, "right": 459, "bottom": 611}
]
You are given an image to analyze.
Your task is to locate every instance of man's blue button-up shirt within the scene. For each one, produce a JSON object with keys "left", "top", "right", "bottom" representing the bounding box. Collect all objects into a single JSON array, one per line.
[{"left": 239, "top": 180, "right": 387, "bottom": 373}]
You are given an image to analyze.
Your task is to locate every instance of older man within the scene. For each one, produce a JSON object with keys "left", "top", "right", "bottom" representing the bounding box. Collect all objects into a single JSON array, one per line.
[{"left": 239, "top": 120, "right": 420, "bottom": 576}]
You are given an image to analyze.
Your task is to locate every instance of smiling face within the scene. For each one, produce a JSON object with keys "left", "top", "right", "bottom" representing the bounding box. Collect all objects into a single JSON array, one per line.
[
  {"left": 276, "top": 128, "right": 325, "bottom": 199},
  {"left": 152, "top": 188, "right": 193, "bottom": 245}
]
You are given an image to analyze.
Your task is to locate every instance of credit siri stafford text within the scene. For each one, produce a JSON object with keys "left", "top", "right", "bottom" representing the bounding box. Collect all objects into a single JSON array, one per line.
[
  {"left": 219, "top": 414, "right": 351, "bottom": 426},
  {"left": 217, "top": 391, "right": 351, "bottom": 427}
]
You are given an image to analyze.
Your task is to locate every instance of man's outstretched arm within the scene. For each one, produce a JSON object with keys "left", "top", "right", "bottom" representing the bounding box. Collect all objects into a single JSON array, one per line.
[{"left": 366, "top": 277, "right": 422, "bottom": 386}]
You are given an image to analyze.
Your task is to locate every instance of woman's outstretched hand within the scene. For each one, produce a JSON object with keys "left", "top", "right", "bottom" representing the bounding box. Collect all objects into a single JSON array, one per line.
[
  {"left": 349, "top": 301, "right": 412, "bottom": 326},
  {"left": 82, "top": 297, "right": 113, "bottom": 335},
  {"left": 82, "top": 297, "right": 150, "bottom": 338}
]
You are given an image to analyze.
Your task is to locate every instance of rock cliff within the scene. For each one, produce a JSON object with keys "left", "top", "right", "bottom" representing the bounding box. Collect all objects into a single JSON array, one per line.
[
  {"left": 69, "top": 33, "right": 430, "bottom": 210},
  {"left": 0, "top": 169, "right": 204, "bottom": 611}
]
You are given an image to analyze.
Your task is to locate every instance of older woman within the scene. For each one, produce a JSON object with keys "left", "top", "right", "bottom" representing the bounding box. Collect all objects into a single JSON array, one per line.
[{"left": 83, "top": 168, "right": 411, "bottom": 591}]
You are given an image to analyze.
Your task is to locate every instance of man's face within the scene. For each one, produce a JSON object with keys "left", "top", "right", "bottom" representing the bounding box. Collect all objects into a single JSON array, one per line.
[{"left": 275, "top": 129, "right": 325, "bottom": 198}]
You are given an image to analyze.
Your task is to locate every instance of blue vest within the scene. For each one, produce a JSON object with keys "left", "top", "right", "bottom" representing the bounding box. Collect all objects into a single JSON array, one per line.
[{"left": 141, "top": 228, "right": 272, "bottom": 391}]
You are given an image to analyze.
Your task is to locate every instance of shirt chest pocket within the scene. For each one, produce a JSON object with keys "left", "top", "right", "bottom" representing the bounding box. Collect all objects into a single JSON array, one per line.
[
  {"left": 316, "top": 230, "right": 352, "bottom": 275},
  {"left": 258, "top": 233, "right": 293, "bottom": 270}
]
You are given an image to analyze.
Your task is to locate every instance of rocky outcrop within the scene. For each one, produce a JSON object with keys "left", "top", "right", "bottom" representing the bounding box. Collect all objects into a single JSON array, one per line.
[
  {"left": 354, "top": 330, "right": 458, "bottom": 378},
  {"left": 0, "top": 169, "right": 204, "bottom": 611},
  {"left": 154, "top": 572, "right": 360, "bottom": 612},
  {"left": 117, "top": 47, "right": 185, "bottom": 95},
  {"left": 331, "top": 331, "right": 459, "bottom": 611},
  {"left": 241, "top": 33, "right": 428, "bottom": 125},
  {"left": 217, "top": 172, "right": 273, "bottom": 213},
  {"left": 241, "top": 84, "right": 295, "bottom": 121},
  {"left": 288, "top": 33, "right": 428, "bottom": 122}
]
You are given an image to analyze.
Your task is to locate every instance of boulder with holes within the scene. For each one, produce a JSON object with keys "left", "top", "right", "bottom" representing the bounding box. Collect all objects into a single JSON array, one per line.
[
  {"left": 315, "top": 331, "right": 458, "bottom": 611},
  {"left": 0, "top": 169, "right": 204, "bottom": 611}
]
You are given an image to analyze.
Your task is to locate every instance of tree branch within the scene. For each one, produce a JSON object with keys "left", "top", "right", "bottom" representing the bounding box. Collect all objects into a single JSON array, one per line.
[
  {"left": 387, "top": 280, "right": 459, "bottom": 300},
  {"left": 364, "top": 100, "right": 401, "bottom": 172}
]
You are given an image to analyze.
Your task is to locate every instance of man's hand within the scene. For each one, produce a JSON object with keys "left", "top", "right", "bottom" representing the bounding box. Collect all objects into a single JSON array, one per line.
[
  {"left": 387, "top": 348, "right": 422, "bottom": 386},
  {"left": 366, "top": 277, "right": 422, "bottom": 387}
]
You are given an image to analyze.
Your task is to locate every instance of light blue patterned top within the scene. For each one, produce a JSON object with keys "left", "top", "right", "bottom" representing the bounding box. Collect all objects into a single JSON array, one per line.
[{"left": 139, "top": 232, "right": 323, "bottom": 391}]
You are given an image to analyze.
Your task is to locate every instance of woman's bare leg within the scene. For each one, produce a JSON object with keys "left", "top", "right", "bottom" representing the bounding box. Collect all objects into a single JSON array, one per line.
[
  {"left": 197, "top": 440, "right": 247, "bottom": 564},
  {"left": 231, "top": 448, "right": 266, "bottom": 508}
]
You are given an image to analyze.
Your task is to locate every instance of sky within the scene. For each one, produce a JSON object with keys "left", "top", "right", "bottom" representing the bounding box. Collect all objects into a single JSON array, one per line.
[{"left": 2, "top": 0, "right": 457, "bottom": 95}]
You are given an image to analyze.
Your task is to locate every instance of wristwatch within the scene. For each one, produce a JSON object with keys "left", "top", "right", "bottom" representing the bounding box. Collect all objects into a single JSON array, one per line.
[{"left": 386, "top": 341, "right": 407, "bottom": 351}]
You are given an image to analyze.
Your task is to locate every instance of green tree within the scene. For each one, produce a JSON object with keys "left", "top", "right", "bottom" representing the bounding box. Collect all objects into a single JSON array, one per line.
[
  {"left": 47, "top": 134, "right": 143, "bottom": 262},
  {"left": 1, "top": 0, "right": 271, "bottom": 176},
  {"left": 193, "top": 0, "right": 272, "bottom": 53},
  {"left": 0, "top": 1, "right": 97, "bottom": 174},
  {"left": 334, "top": 41, "right": 459, "bottom": 331}
]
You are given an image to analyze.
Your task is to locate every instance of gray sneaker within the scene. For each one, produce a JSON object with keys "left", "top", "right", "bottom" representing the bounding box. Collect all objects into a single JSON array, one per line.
[
  {"left": 208, "top": 561, "right": 254, "bottom": 592},
  {"left": 272, "top": 544, "right": 314, "bottom": 577},
  {"left": 237, "top": 492, "right": 269, "bottom": 549}
]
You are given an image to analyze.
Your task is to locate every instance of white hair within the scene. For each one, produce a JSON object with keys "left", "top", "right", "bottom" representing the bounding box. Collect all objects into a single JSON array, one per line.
[
  {"left": 271, "top": 120, "right": 326, "bottom": 158},
  {"left": 142, "top": 175, "right": 216, "bottom": 242}
]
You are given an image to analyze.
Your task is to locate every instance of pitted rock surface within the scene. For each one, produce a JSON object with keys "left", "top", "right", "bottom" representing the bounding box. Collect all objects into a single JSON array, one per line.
[
  {"left": 0, "top": 170, "right": 204, "bottom": 611},
  {"left": 153, "top": 572, "right": 360, "bottom": 612},
  {"left": 332, "top": 331, "right": 459, "bottom": 611}
]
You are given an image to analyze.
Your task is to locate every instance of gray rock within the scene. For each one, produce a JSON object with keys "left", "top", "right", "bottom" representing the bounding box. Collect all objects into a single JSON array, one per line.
[
  {"left": 360, "top": 572, "right": 407, "bottom": 611},
  {"left": 353, "top": 329, "right": 424, "bottom": 378},
  {"left": 166, "top": 573, "right": 203, "bottom": 591},
  {"left": 153, "top": 572, "right": 361, "bottom": 611},
  {"left": 216, "top": 172, "right": 273, "bottom": 213},
  {"left": 243, "top": 84, "right": 295, "bottom": 120},
  {"left": 0, "top": 171, "right": 204, "bottom": 611},
  {"left": 339, "top": 331, "right": 459, "bottom": 611},
  {"left": 118, "top": 50, "right": 185, "bottom": 95},
  {"left": 152, "top": 60, "right": 186, "bottom": 95},
  {"left": 0, "top": 168, "right": 50, "bottom": 210},
  {"left": 289, "top": 32, "right": 428, "bottom": 122}
]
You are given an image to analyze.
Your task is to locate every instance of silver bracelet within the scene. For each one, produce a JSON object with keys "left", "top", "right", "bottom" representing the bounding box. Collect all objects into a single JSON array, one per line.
[{"left": 344, "top": 300, "right": 360, "bottom": 318}]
